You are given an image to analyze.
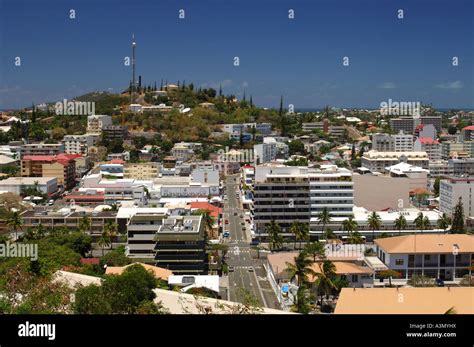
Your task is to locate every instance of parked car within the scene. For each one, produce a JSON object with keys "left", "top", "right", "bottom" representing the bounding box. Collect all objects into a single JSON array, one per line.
[
  {"left": 223, "top": 231, "right": 230, "bottom": 238},
  {"left": 436, "top": 278, "right": 445, "bottom": 287}
]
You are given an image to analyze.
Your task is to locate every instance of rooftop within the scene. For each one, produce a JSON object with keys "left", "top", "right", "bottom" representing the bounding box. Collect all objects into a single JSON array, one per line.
[
  {"left": 375, "top": 234, "right": 474, "bottom": 254},
  {"left": 335, "top": 287, "right": 474, "bottom": 314}
]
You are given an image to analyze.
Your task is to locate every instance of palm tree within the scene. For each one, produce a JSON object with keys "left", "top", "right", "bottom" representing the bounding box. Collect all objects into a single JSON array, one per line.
[
  {"left": 303, "top": 242, "right": 325, "bottom": 262},
  {"left": 394, "top": 214, "right": 408, "bottom": 236},
  {"left": 6, "top": 210, "right": 23, "bottom": 240},
  {"left": 317, "top": 207, "right": 331, "bottom": 233},
  {"left": 98, "top": 230, "right": 111, "bottom": 256},
  {"left": 349, "top": 231, "right": 364, "bottom": 244},
  {"left": 285, "top": 252, "right": 316, "bottom": 287},
  {"left": 342, "top": 215, "right": 358, "bottom": 237},
  {"left": 266, "top": 220, "right": 283, "bottom": 252},
  {"left": 367, "top": 211, "right": 382, "bottom": 242},
  {"left": 323, "top": 228, "right": 336, "bottom": 240},
  {"left": 437, "top": 213, "right": 451, "bottom": 233},
  {"left": 104, "top": 221, "right": 118, "bottom": 250},
  {"left": 314, "top": 260, "right": 337, "bottom": 305},
  {"left": 78, "top": 216, "right": 91, "bottom": 234},
  {"left": 290, "top": 221, "right": 309, "bottom": 250},
  {"left": 414, "top": 212, "right": 430, "bottom": 233}
]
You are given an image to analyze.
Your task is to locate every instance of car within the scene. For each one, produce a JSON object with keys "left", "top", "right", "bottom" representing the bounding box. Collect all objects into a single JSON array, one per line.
[
  {"left": 48, "top": 199, "right": 54, "bottom": 206},
  {"left": 228, "top": 266, "right": 235, "bottom": 272},
  {"left": 250, "top": 239, "right": 260, "bottom": 246},
  {"left": 234, "top": 212, "right": 238, "bottom": 216},
  {"left": 223, "top": 231, "right": 230, "bottom": 238},
  {"left": 436, "top": 278, "right": 445, "bottom": 287},
  {"left": 225, "top": 220, "right": 229, "bottom": 225},
  {"left": 248, "top": 267, "right": 254, "bottom": 272}
]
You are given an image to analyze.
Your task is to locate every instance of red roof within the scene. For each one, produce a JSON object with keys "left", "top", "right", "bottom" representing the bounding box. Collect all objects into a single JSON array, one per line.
[
  {"left": 463, "top": 125, "right": 474, "bottom": 131},
  {"left": 22, "top": 153, "right": 76, "bottom": 166},
  {"left": 80, "top": 258, "right": 100, "bottom": 265},
  {"left": 110, "top": 159, "right": 125, "bottom": 164},
  {"left": 415, "top": 124, "right": 425, "bottom": 130},
  {"left": 190, "top": 202, "right": 222, "bottom": 218},
  {"left": 418, "top": 137, "right": 439, "bottom": 145}
]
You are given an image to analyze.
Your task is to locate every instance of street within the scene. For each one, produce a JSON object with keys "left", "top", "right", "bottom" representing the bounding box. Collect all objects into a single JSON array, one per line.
[{"left": 223, "top": 175, "right": 280, "bottom": 309}]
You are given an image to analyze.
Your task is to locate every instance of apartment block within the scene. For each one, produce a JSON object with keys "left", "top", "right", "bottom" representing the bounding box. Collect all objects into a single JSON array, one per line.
[
  {"left": 361, "top": 150, "right": 429, "bottom": 172},
  {"left": 254, "top": 143, "right": 277, "bottom": 164},
  {"left": 124, "top": 162, "right": 160, "bottom": 179},
  {"left": 252, "top": 164, "right": 353, "bottom": 236},
  {"left": 390, "top": 117, "right": 415, "bottom": 134},
  {"left": 414, "top": 137, "right": 441, "bottom": 161},
  {"left": 439, "top": 178, "right": 474, "bottom": 218},
  {"left": 86, "top": 114, "right": 112, "bottom": 133},
  {"left": 21, "top": 154, "right": 76, "bottom": 190},
  {"left": 21, "top": 143, "right": 64, "bottom": 157},
  {"left": 63, "top": 134, "right": 100, "bottom": 155}
]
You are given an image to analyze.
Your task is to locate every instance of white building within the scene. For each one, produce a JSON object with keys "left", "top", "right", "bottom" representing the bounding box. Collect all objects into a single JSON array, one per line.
[
  {"left": 87, "top": 115, "right": 112, "bottom": 133},
  {"left": 63, "top": 134, "right": 100, "bottom": 155},
  {"left": 254, "top": 143, "right": 277, "bottom": 164},
  {"left": 0, "top": 176, "right": 58, "bottom": 196},
  {"left": 414, "top": 138, "right": 441, "bottom": 161},
  {"left": 361, "top": 150, "right": 429, "bottom": 172},
  {"left": 375, "top": 234, "right": 474, "bottom": 281},
  {"left": 439, "top": 178, "right": 474, "bottom": 218},
  {"left": 393, "top": 131, "right": 414, "bottom": 152}
]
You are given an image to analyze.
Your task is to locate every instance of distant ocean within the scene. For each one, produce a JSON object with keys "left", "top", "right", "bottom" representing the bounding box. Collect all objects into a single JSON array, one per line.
[{"left": 295, "top": 108, "right": 474, "bottom": 112}]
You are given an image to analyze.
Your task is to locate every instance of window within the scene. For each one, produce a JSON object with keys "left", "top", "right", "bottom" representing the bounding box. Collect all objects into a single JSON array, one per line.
[
  {"left": 395, "top": 259, "right": 404, "bottom": 265},
  {"left": 351, "top": 275, "right": 358, "bottom": 282},
  {"left": 424, "top": 255, "right": 430, "bottom": 261}
]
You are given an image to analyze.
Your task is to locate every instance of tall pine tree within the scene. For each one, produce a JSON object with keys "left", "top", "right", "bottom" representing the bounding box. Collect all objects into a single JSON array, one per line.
[{"left": 450, "top": 197, "right": 465, "bottom": 233}]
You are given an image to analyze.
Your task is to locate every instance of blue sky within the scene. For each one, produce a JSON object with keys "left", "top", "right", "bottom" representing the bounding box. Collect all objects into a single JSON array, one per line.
[{"left": 0, "top": 0, "right": 473, "bottom": 110}]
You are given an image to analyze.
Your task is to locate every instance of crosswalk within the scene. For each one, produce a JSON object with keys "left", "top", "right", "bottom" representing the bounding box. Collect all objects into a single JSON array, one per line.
[{"left": 228, "top": 248, "right": 251, "bottom": 255}]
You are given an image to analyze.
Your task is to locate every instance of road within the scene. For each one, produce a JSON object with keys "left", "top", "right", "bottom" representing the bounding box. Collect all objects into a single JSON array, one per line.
[{"left": 223, "top": 175, "right": 280, "bottom": 309}]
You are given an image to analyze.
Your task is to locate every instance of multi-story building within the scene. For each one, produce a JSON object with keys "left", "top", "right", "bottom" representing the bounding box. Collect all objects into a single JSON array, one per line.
[
  {"left": 462, "top": 125, "right": 474, "bottom": 142},
  {"left": 21, "top": 154, "right": 76, "bottom": 190},
  {"left": 124, "top": 208, "right": 207, "bottom": 273},
  {"left": 254, "top": 143, "right": 277, "bottom": 164},
  {"left": 414, "top": 137, "right": 441, "bottom": 161},
  {"left": 441, "top": 141, "right": 472, "bottom": 160},
  {"left": 371, "top": 133, "right": 394, "bottom": 152},
  {"left": 221, "top": 123, "right": 272, "bottom": 135},
  {"left": 21, "top": 207, "right": 117, "bottom": 238},
  {"left": 375, "top": 234, "right": 473, "bottom": 281},
  {"left": 124, "top": 162, "right": 160, "bottom": 179},
  {"left": 102, "top": 125, "right": 128, "bottom": 141},
  {"left": 0, "top": 177, "right": 58, "bottom": 196},
  {"left": 361, "top": 150, "right": 429, "bottom": 172},
  {"left": 86, "top": 114, "right": 112, "bottom": 133},
  {"left": 393, "top": 132, "right": 414, "bottom": 152},
  {"left": 428, "top": 160, "right": 453, "bottom": 177},
  {"left": 252, "top": 164, "right": 353, "bottom": 236},
  {"left": 171, "top": 142, "right": 199, "bottom": 162},
  {"left": 371, "top": 132, "right": 413, "bottom": 152},
  {"left": 420, "top": 116, "right": 442, "bottom": 133},
  {"left": 390, "top": 117, "right": 415, "bottom": 134},
  {"left": 21, "top": 143, "right": 64, "bottom": 157},
  {"left": 263, "top": 137, "right": 289, "bottom": 159},
  {"left": 439, "top": 178, "right": 474, "bottom": 218},
  {"left": 63, "top": 134, "right": 100, "bottom": 155},
  {"left": 448, "top": 158, "right": 474, "bottom": 176}
]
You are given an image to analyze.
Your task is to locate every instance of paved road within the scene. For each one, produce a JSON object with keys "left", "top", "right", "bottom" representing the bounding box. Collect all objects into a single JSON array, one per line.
[{"left": 223, "top": 175, "right": 280, "bottom": 309}]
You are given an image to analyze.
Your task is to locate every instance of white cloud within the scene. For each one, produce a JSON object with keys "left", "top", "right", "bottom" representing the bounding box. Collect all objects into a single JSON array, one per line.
[{"left": 435, "top": 81, "right": 464, "bottom": 90}]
